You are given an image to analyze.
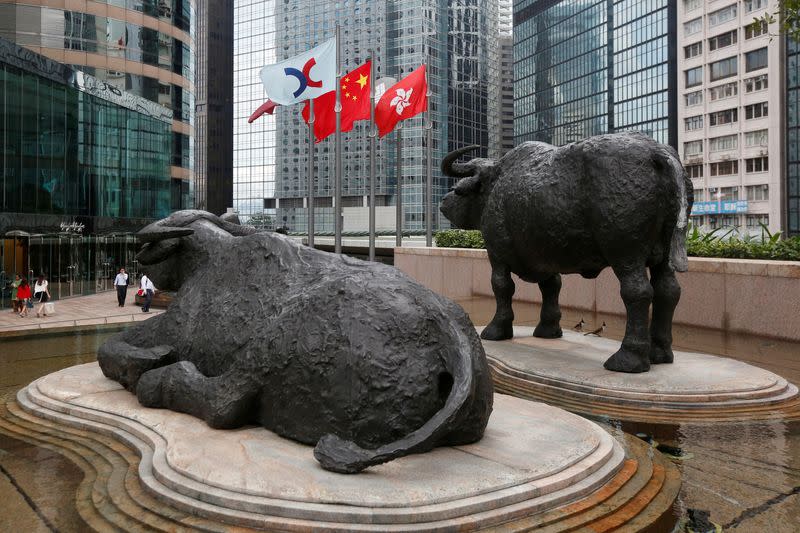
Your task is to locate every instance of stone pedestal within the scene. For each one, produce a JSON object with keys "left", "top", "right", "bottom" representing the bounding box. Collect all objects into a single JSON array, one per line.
[
  {"left": 482, "top": 327, "right": 800, "bottom": 423},
  {"left": 11, "top": 362, "right": 681, "bottom": 531}
]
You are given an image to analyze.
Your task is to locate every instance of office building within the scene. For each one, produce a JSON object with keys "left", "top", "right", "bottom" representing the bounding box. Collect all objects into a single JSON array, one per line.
[
  {"left": 786, "top": 36, "right": 800, "bottom": 237},
  {"left": 494, "top": 0, "right": 514, "bottom": 158},
  {"left": 513, "top": 0, "right": 677, "bottom": 148},
  {"left": 679, "top": 0, "right": 780, "bottom": 234},
  {"left": 0, "top": 37, "right": 172, "bottom": 306},
  {"left": 195, "top": 0, "right": 234, "bottom": 215},
  {"left": 0, "top": 0, "right": 196, "bottom": 211},
  {"left": 233, "top": 0, "right": 498, "bottom": 233}
]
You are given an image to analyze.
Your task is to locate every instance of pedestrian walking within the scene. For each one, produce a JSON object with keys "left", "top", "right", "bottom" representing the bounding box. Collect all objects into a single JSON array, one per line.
[
  {"left": 114, "top": 267, "right": 129, "bottom": 307},
  {"left": 33, "top": 273, "right": 51, "bottom": 318},
  {"left": 140, "top": 273, "right": 155, "bottom": 313},
  {"left": 17, "top": 278, "right": 31, "bottom": 318},
  {"left": 10, "top": 274, "right": 21, "bottom": 313}
]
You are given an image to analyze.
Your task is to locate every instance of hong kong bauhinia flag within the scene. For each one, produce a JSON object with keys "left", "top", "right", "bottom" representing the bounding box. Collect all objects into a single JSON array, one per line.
[
  {"left": 301, "top": 61, "right": 371, "bottom": 142},
  {"left": 259, "top": 39, "right": 336, "bottom": 106},
  {"left": 375, "top": 65, "right": 428, "bottom": 137}
]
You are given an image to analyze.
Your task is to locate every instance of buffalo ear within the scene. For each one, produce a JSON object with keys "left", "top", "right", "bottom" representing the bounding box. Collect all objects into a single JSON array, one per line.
[
  {"left": 454, "top": 175, "right": 481, "bottom": 196},
  {"left": 136, "top": 239, "right": 182, "bottom": 265}
]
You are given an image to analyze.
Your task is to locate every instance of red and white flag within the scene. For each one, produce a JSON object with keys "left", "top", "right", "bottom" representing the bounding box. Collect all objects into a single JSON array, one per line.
[
  {"left": 375, "top": 65, "right": 428, "bottom": 137},
  {"left": 248, "top": 99, "right": 278, "bottom": 123},
  {"left": 301, "top": 61, "right": 371, "bottom": 142},
  {"left": 259, "top": 39, "right": 336, "bottom": 106}
]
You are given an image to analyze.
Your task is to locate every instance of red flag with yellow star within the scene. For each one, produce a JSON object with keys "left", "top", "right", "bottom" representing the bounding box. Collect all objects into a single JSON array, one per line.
[{"left": 302, "top": 61, "right": 371, "bottom": 143}]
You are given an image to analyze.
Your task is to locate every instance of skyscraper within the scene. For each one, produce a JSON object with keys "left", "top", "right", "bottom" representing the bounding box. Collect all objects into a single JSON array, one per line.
[
  {"left": 233, "top": 0, "right": 498, "bottom": 233},
  {"left": 0, "top": 0, "right": 196, "bottom": 212},
  {"left": 513, "top": 0, "right": 677, "bottom": 148},
  {"left": 195, "top": 0, "right": 235, "bottom": 215}
]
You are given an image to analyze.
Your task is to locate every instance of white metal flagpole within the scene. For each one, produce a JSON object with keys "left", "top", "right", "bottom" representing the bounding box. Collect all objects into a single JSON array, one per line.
[
  {"left": 425, "top": 64, "right": 433, "bottom": 247},
  {"left": 307, "top": 98, "right": 315, "bottom": 248},
  {"left": 334, "top": 23, "right": 343, "bottom": 254},
  {"left": 396, "top": 121, "right": 403, "bottom": 248},
  {"left": 368, "top": 51, "right": 376, "bottom": 261}
]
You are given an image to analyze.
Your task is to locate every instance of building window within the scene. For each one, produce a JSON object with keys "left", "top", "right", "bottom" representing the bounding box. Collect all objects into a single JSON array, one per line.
[
  {"left": 708, "top": 5, "right": 737, "bottom": 27},
  {"left": 745, "top": 47, "right": 768, "bottom": 72},
  {"left": 686, "top": 164, "right": 703, "bottom": 178},
  {"left": 709, "top": 161, "right": 739, "bottom": 176},
  {"left": 744, "top": 0, "right": 769, "bottom": 13},
  {"left": 684, "top": 0, "right": 702, "bottom": 12},
  {"left": 684, "top": 140, "right": 704, "bottom": 158},
  {"left": 709, "top": 108, "right": 738, "bottom": 126},
  {"left": 743, "top": 74, "right": 768, "bottom": 92},
  {"left": 745, "top": 156, "right": 769, "bottom": 172},
  {"left": 685, "top": 115, "right": 704, "bottom": 131},
  {"left": 686, "top": 66, "right": 703, "bottom": 87},
  {"left": 719, "top": 186, "right": 740, "bottom": 201},
  {"left": 708, "top": 30, "right": 738, "bottom": 51},
  {"left": 744, "top": 102, "right": 768, "bottom": 119},
  {"left": 685, "top": 90, "right": 703, "bottom": 106},
  {"left": 710, "top": 57, "right": 738, "bottom": 81},
  {"left": 744, "top": 129, "right": 768, "bottom": 147},
  {"left": 684, "top": 17, "right": 702, "bottom": 36},
  {"left": 708, "top": 81, "right": 738, "bottom": 101},
  {"left": 746, "top": 214, "right": 769, "bottom": 228},
  {"left": 745, "top": 20, "right": 769, "bottom": 39},
  {"left": 709, "top": 134, "right": 738, "bottom": 151},
  {"left": 746, "top": 184, "right": 769, "bottom": 201},
  {"left": 685, "top": 42, "right": 702, "bottom": 59}
]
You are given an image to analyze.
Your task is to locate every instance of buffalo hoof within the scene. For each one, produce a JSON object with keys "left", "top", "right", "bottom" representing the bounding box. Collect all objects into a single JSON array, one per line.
[
  {"left": 480, "top": 321, "right": 514, "bottom": 341},
  {"left": 533, "top": 323, "right": 563, "bottom": 339},
  {"left": 604, "top": 348, "right": 650, "bottom": 373},
  {"left": 136, "top": 366, "right": 167, "bottom": 408},
  {"left": 649, "top": 343, "right": 674, "bottom": 364}
]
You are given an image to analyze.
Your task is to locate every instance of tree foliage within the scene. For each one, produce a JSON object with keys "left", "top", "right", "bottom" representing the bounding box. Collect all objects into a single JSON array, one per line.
[{"left": 760, "top": 1, "right": 800, "bottom": 41}]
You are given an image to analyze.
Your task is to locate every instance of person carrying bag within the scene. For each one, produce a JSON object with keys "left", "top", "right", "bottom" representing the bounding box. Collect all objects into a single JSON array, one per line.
[
  {"left": 17, "top": 278, "right": 32, "bottom": 318},
  {"left": 33, "top": 273, "right": 51, "bottom": 318}
]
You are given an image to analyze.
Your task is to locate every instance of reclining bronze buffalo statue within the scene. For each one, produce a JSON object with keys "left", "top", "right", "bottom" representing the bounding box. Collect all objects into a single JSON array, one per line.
[
  {"left": 440, "top": 132, "right": 693, "bottom": 373},
  {"left": 98, "top": 210, "right": 493, "bottom": 473}
]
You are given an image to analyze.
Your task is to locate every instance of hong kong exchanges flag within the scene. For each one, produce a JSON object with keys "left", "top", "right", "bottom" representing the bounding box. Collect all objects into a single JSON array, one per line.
[
  {"left": 375, "top": 64, "right": 428, "bottom": 137},
  {"left": 302, "top": 61, "right": 372, "bottom": 143}
]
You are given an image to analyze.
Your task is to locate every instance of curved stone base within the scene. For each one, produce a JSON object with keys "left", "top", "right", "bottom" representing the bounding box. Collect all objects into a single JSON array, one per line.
[
  {"left": 4, "top": 363, "right": 681, "bottom": 532},
  {"left": 482, "top": 327, "right": 800, "bottom": 423}
]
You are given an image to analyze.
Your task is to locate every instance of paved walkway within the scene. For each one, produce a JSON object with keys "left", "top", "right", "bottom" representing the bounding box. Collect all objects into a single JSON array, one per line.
[{"left": 0, "top": 292, "right": 163, "bottom": 334}]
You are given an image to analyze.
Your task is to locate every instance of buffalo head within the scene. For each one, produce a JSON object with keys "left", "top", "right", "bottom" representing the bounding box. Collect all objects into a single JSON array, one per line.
[
  {"left": 439, "top": 146, "right": 497, "bottom": 230},
  {"left": 136, "top": 210, "right": 258, "bottom": 290}
]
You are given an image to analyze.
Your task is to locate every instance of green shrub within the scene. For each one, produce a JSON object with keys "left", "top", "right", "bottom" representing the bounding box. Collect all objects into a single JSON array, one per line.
[
  {"left": 434, "top": 224, "right": 800, "bottom": 262},
  {"left": 434, "top": 229, "right": 485, "bottom": 249}
]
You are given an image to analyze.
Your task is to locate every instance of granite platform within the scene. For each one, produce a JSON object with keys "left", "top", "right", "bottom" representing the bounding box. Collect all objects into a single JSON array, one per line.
[
  {"left": 482, "top": 327, "right": 800, "bottom": 423},
  {"left": 12, "top": 362, "right": 681, "bottom": 531}
]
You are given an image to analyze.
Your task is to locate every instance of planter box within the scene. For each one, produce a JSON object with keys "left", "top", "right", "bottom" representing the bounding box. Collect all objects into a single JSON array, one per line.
[{"left": 394, "top": 247, "right": 800, "bottom": 342}]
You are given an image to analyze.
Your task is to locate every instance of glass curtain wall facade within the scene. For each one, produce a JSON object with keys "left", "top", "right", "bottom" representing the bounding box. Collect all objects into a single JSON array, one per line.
[
  {"left": 233, "top": 0, "right": 498, "bottom": 233},
  {"left": 513, "top": 0, "right": 677, "bottom": 148},
  {"left": 0, "top": 0, "right": 196, "bottom": 210},
  {"left": 0, "top": 38, "right": 172, "bottom": 308},
  {"left": 787, "top": 38, "right": 800, "bottom": 236}
]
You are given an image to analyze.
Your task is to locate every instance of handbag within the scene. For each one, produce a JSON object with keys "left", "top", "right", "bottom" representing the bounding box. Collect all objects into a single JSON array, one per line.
[
  {"left": 44, "top": 302, "right": 55, "bottom": 315},
  {"left": 25, "top": 300, "right": 34, "bottom": 309},
  {"left": 137, "top": 289, "right": 145, "bottom": 297}
]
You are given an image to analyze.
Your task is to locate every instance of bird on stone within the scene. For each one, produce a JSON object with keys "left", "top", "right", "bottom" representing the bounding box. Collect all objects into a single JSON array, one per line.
[
  {"left": 584, "top": 321, "right": 606, "bottom": 336},
  {"left": 573, "top": 318, "right": 586, "bottom": 331}
]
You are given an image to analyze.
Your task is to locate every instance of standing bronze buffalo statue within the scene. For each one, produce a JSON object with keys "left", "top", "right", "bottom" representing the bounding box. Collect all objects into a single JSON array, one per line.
[
  {"left": 98, "top": 210, "right": 493, "bottom": 473},
  {"left": 440, "top": 132, "right": 693, "bottom": 373}
]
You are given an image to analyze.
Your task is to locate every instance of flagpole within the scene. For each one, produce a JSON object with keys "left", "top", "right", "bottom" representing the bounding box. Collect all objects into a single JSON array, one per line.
[
  {"left": 307, "top": 99, "right": 315, "bottom": 248},
  {"left": 368, "top": 51, "right": 376, "bottom": 262},
  {"left": 334, "top": 23, "right": 343, "bottom": 254},
  {"left": 396, "top": 121, "right": 403, "bottom": 248},
  {"left": 424, "top": 64, "right": 433, "bottom": 247}
]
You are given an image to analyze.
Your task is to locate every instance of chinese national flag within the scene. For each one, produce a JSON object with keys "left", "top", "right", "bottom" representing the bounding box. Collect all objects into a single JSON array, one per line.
[
  {"left": 375, "top": 65, "right": 427, "bottom": 138},
  {"left": 302, "top": 61, "right": 371, "bottom": 143}
]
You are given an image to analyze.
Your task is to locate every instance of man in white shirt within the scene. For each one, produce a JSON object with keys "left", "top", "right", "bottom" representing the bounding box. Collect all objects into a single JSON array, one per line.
[
  {"left": 114, "top": 268, "right": 129, "bottom": 307},
  {"left": 140, "top": 273, "right": 156, "bottom": 313}
]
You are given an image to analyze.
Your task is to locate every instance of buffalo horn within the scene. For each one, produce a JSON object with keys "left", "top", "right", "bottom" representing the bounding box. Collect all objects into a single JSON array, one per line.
[
  {"left": 137, "top": 223, "right": 195, "bottom": 243},
  {"left": 441, "top": 145, "right": 481, "bottom": 178}
]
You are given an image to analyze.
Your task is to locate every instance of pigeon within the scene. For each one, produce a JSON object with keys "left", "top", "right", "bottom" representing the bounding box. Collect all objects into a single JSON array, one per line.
[
  {"left": 573, "top": 318, "right": 586, "bottom": 331},
  {"left": 584, "top": 321, "right": 606, "bottom": 336}
]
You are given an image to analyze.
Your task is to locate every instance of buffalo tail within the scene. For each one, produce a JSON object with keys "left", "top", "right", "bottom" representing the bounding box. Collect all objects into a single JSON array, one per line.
[{"left": 653, "top": 147, "right": 692, "bottom": 272}]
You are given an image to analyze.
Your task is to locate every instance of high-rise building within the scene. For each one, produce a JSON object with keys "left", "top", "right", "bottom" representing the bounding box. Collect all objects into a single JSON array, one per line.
[
  {"left": 0, "top": 37, "right": 172, "bottom": 306},
  {"left": 195, "top": 0, "right": 234, "bottom": 215},
  {"left": 0, "top": 0, "right": 196, "bottom": 212},
  {"left": 785, "top": 36, "right": 800, "bottom": 237},
  {"left": 513, "top": 0, "right": 677, "bottom": 148},
  {"left": 679, "top": 0, "right": 780, "bottom": 235},
  {"left": 493, "top": 0, "right": 514, "bottom": 159},
  {"left": 233, "top": 0, "right": 498, "bottom": 233}
]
